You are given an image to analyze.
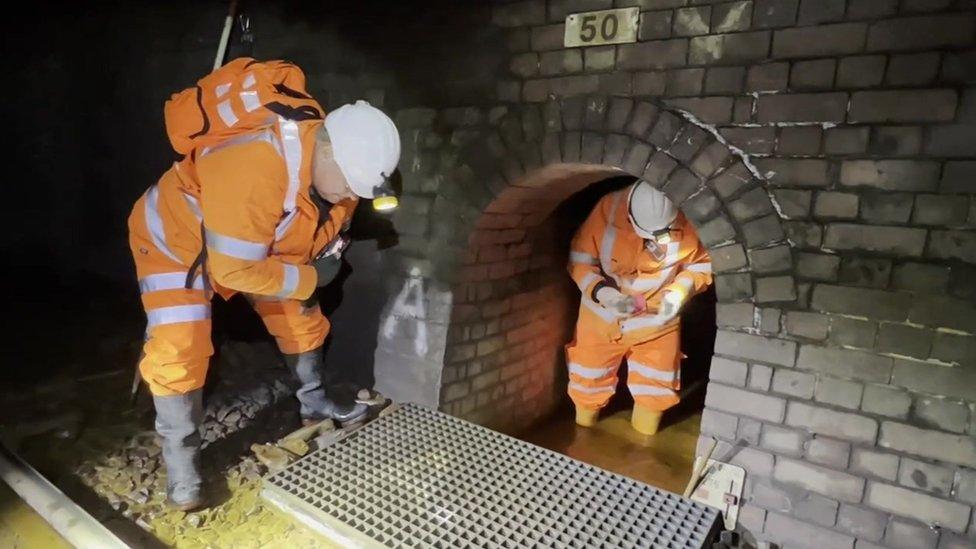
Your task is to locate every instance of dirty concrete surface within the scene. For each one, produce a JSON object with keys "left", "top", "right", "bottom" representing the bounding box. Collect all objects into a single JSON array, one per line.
[{"left": 2, "top": 330, "right": 700, "bottom": 547}]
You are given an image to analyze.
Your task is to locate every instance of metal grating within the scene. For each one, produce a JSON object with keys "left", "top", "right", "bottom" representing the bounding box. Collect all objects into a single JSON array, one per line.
[{"left": 263, "top": 403, "right": 721, "bottom": 548}]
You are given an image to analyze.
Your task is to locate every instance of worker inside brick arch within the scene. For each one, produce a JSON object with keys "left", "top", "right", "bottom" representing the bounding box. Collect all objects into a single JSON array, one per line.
[
  {"left": 566, "top": 180, "right": 713, "bottom": 435},
  {"left": 127, "top": 58, "right": 400, "bottom": 510}
]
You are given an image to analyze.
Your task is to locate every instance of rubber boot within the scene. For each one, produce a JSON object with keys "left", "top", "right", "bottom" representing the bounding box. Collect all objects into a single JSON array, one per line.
[
  {"left": 153, "top": 390, "right": 206, "bottom": 511},
  {"left": 631, "top": 405, "right": 663, "bottom": 435},
  {"left": 575, "top": 406, "right": 599, "bottom": 427},
  {"left": 284, "top": 350, "right": 367, "bottom": 425}
]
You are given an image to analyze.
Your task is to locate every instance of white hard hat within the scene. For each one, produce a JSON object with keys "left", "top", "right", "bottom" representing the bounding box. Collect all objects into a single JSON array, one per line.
[
  {"left": 324, "top": 100, "right": 401, "bottom": 199},
  {"left": 628, "top": 180, "right": 677, "bottom": 238}
]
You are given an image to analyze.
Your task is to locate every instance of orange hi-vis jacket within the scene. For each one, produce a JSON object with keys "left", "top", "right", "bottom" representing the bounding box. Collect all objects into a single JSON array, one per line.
[
  {"left": 128, "top": 59, "right": 354, "bottom": 395},
  {"left": 568, "top": 188, "right": 713, "bottom": 342},
  {"left": 143, "top": 58, "right": 355, "bottom": 302},
  {"left": 157, "top": 120, "right": 356, "bottom": 301}
]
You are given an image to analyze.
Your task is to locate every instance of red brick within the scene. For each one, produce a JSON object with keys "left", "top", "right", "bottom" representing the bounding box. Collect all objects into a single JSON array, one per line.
[
  {"left": 461, "top": 249, "right": 478, "bottom": 265},
  {"left": 459, "top": 265, "right": 488, "bottom": 283},
  {"left": 451, "top": 304, "right": 480, "bottom": 323},
  {"left": 469, "top": 229, "right": 527, "bottom": 246},
  {"left": 508, "top": 242, "right": 533, "bottom": 259},
  {"left": 489, "top": 261, "right": 517, "bottom": 280},
  {"left": 476, "top": 213, "right": 524, "bottom": 230},
  {"left": 483, "top": 299, "right": 512, "bottom": 317},
  {"left": 478, "top": 245, "right": 508, "bottom": 263}
]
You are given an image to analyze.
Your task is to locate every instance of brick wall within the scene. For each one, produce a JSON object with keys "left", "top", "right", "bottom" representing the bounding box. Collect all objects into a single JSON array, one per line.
[{"left": 369, "top": 0, "right": 976, "bottom": 546}]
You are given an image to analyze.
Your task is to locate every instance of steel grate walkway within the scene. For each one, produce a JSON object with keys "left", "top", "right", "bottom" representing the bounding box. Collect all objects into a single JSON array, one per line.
[{"left": 263, "top": 403, "right": 720, "bottom": 548}]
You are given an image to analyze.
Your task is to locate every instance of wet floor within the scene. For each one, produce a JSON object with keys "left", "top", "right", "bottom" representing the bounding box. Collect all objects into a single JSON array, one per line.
[{"left": 523, "top": 408, "right": 701, "bottom": 495}]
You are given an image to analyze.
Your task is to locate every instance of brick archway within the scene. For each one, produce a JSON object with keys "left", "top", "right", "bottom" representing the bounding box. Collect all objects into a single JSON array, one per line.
[{"left": 428, "top": 96, "right": 795, "bottom": 431}]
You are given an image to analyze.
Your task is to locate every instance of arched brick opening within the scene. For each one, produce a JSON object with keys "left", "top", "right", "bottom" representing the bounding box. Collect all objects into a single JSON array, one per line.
[{"left": 434, "top": 97, "right": 794, "bottom": 433}]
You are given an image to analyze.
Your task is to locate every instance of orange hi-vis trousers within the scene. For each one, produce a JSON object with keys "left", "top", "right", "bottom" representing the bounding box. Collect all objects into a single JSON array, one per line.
[
  {"left": 128, "top": 169, "right": 330, "bottom": 397},
  {"left": 565, "top": 316, "right": 682, "bottom": 413}
]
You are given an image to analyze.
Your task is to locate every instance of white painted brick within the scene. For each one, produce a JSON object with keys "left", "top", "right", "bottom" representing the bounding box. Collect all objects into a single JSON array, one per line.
[
  {"left": 939, "top": 532, "right": 976, "bottom": 549},
  {"left": 737, "top": 417, "right": 762, "bottom": 446},
  {"left": 880, "top": 421, "right": 976, "bottom": 468},
  {"left": 866, "top": 481, "right": 972, "bottom": 533},
  {"left": 837, "top": 504, "right": 886, "bottom": 541},
  {"left": 772, "top": 368, "right": 816, "bottom": 399},
  {"left": 700, "top": 408, "right": 739, "bottom": 439},
  {"left": 786, "top": 402, "right": 879, "bottom": 443},
  {"left": 861, "top": 384, "right": 911, "bottom": 419},
  {"left": 715, "top": 330, "right": 797, "bottom": 366},
  {"left": 709, "top": 356, "right": 749, "bottom": 386},
  {"left": 749, "top": 363, "right": 773, "bottom": 391},
  {"left": 851, "top": 448, "right": 900, "bottom": 481},
  {"left": 773, "top": 458, "right": 865, "bottom": 503},
  {"left": 748, "top": 479, "right": 793, "bottom": 513},
  {"left": 952, "top": 469, "right": 976, "bottom": 505},
  {"left": 883, "top": 518, "right": 940, "bottom": 549},
  {"left": 737, "top": 503, "right": 766, "bottom": 534},
  {"left": 796, "top": 345, "right": 892, "bottom": 383},
  {"left": 731, "top": 447, "right": 775, "bottom": 477},
  {"left": 898, "top": 457, "right": 954, "bottom": 497},
  {"left": 760, "top": 424, "right": 806, "bottom": 456},
  {"left": 794, "top": 492, "right": 840, "bottom": 527},
  {"left": 805, "top": 437, "right": 851, "bottom": 469},
  {"left": 706, "top": 384, "right": 787, "bottom": 423},
  {"left": 914, "top": 397, "right": 970, "bottom": 434},
  {"left": 764, "top": 511, "right": 855, "bottom": 549},
  {"left": 815, "top": 377, "right": 863, "bottom": 410}
]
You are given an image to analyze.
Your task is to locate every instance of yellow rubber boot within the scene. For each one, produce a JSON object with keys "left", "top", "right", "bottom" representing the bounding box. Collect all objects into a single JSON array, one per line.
[
  {"left": 631, "top": 405, "right": 663, "bottom": 435},
  {"left": 575, "top": 407, "right": 599, "bottom": 427}
]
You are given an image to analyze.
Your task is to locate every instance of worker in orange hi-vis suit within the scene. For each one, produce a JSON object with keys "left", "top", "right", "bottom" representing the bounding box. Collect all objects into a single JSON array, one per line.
[
  {"left": 127, "top": 58, "right": 400, "bottom": 510},
  {"left": 566, "top": 180, "right": 713, "bottom": 436}
]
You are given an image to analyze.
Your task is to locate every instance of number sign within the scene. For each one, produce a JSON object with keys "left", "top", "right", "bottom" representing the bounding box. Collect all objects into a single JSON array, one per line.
[{"left": 564, "top": 8, "right": 639, "bottom": 48}]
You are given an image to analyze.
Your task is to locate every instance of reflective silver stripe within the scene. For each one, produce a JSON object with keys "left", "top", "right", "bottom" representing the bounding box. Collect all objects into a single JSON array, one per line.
[
  {"left": 578, "top": 272, "right": 601, "bottom": 293},
  {"left": 673, "top": 274, "right": 695, "bottom": 293},
  {"left": 146, "top": 304, "right": 211, "bottom": 329},
  {"left": 568, "top": 382, "right": 615, "bottom": 395},
  {"left": 570, "top": 251, "right": 598, "bottom": 265},
  {"left": 628, "top": 384, "right": 676, "bottom": 397},
  {"left": 686, "top": 262, "right": 712, "bottom": 273},
  {"left": 625, "top": 275, "right": 668, "bottom": 293},
  {"left": 242, "top": 72, "right": 256, "bottom": 89},
  {"left": 274, "top": 209, "right": 299, "bottom": 243},
  {"left": 621, "top": 314, "right": 669, "bottom": 333},
  {"left": 215, "top": 82, "right": 231, "bottom": 98},
  {"left": 275, "top": 264, "right": 300, "bottom": 297},
  {"left": 240, "top": 90, "right": 261, "bottom": 112},
  {"left": 182, "top": 193, "right": 202, "bottom": 221},
  {"left": 582, "top": 297, "right": 617, "bottom": 323},
  {"left": 144, "top": 186, "right": 181, "bottom": 263},
  {"left": 278, "top": 117, "right": 302, "bottom": 213},
  {"left": 568, "top": 363, "right": 614, "bottom": 380},
  {"left": 200, "top": 128, "right": 282, "bottom": 158},
  {"left": 139, "top": 272, "right": 204, "bottom": 293},
  {"left": 628, "top": 360, "right": 677, "bottom": 383},
  {"left": 217, "top": 99, "right": 238, "bottom": 127},
  {"left": 599, "top": 193, "right": 623, "bottom": 276},
  {"left": 205, "top": 231, "right": 269, "bottom": 261}
]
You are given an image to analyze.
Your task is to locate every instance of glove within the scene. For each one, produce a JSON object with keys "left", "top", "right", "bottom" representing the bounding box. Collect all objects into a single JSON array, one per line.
[
  {"left": 595, "top": 286, "right": 639, "bottom": 319},
  {"left": 657, "top": 291, "right": 684, "bottom": 323},
  {"left": 312, "top": 254, "right": 342, "bottom": 288}
]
